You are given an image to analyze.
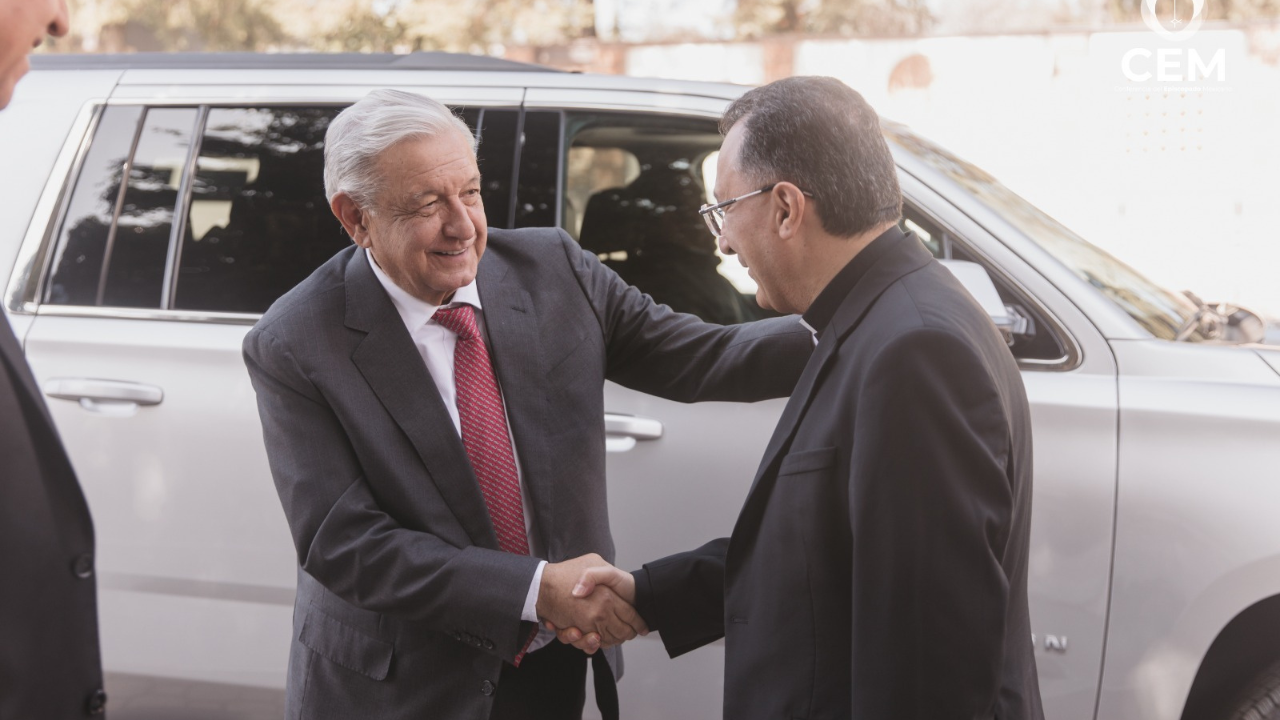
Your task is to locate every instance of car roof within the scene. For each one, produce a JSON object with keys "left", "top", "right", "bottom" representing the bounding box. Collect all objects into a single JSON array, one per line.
[
  {"left": 29, "top": 52, "right": 750, "bottom": 102},
  {"left": 30, "top": 51, "right": 556, "bottom": 73}
]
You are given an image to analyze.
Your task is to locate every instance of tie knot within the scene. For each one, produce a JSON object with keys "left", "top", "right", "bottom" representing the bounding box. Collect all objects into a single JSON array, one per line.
[{"left": 433, "top": 304, "right": 479, "bottom": 341}]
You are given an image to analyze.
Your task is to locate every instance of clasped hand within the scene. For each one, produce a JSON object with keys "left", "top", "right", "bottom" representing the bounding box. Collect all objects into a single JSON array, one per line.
[{"left": 536, "top": 553, "right": 645, "bottom": 654}]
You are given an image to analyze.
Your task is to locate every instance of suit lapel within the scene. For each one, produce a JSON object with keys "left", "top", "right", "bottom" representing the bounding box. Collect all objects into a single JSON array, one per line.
[
  {"left": 734, "top": 236, "right": 936, "bottom": 533},
  {"left": 475, "top": 248, "right": 558, "bottom": 557},
  {"left": 344, "top": 248, "right": 499, "bottom": 550}
]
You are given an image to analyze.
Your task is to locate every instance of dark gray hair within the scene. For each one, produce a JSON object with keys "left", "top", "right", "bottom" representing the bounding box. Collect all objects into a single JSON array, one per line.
[
  {"left": 720, "top": 76, "right": 902, "bottom": 238},
  {"left": 323, "top": 89, "right": 475, "bottom": 207}
]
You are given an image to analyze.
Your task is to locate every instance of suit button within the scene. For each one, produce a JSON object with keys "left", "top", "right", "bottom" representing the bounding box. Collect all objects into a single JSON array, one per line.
[
  {"left": 72, "top": 554, "right": 94, "bottom": 579},
  {"left": 484, "top": 639, "right": 495, "bottom": 650},
  {"left": 481, "top": 680, "right": 495, "bottom": 696},
  {"left": 86, "top": 688, "right": 107, "bottom": 715}
]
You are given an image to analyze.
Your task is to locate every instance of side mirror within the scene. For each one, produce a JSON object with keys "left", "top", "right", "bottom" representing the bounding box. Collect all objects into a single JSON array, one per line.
[
  {"left": 938, "top": 260, "right": 1031, "bottom": 346},
  {"left": 1216, "top": 303, "right": 1266, "bottom": 344}
]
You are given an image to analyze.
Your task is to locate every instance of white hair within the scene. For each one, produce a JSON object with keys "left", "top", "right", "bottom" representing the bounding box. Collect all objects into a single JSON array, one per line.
[{"left": 323, "top": 89, "right": 475, "bottom": 207}]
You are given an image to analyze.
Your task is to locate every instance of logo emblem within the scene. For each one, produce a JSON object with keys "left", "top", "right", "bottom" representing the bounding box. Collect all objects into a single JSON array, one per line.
[{"left": 1142, "top": 0, "right": 1206, "bottom": 41}]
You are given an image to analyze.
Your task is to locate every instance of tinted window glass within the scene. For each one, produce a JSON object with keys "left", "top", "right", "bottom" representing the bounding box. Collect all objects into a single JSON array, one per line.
[
  {"left": 173, "top": 107, "right": 344, "bottom": 313},
  {"left": 476, "top": 109, "right": 517, "bottom": 230},
  {"left": 46, "top": 106, "right": 144, "bottom": 306},
  {"left": 101, "top": 108, "right": 199, "bottom": 308},
  {"left": 561, "top": 112, "right": 765, "bottom": 325},
  {"left": 514, "top": 111, "right": 560, "bottom": 228}
]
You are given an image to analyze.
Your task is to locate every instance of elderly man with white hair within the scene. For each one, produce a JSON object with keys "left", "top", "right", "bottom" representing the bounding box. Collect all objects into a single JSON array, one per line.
[{"left": 242, "top": 89, "right": 810, "bottom": 720}]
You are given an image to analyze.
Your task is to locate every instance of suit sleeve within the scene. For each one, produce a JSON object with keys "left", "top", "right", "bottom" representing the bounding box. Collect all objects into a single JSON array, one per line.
[
  {"left": 558, "top": 230, "right": 811, "bottom": 402},
  {"left": 848, "top": 327, "right": 1015, "bottom": 719},
  {"left": 631, "top": 537, "right": 730, "bottom": 658},
  {"left": 243, "top": 327, "right": 540, "bottom": 663}
]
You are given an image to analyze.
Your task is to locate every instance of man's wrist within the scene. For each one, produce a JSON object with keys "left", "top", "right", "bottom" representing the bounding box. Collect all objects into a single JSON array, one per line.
[{"left": 523, "top": 560, "right": 548, "bottom": 623}]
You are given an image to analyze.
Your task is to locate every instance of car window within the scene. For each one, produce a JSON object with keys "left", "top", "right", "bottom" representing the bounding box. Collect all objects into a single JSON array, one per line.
[
  {"left": 885, "top": 123, "right": 1206, "bottom": 342},
  {"left": 899, "top": 206, "right": 1067, "bottom": 363},
  {"left": 476, "top": 108, "right": 517, "bottom": 230},
  {"left": 552, "top": 111, "right": 768, "bottom": 326},
  {"left": 45, "top": 107, "right": 201, "bottom": 308},
  {"left": 513, "top": 111, "right": 561, "bottom": 229},
  {"left": 173, "top": 107, "right": 345, "bottom": 313},
  {"left": 45, "top": 105, "right": 144, "bottom": 306},
  {"left": 43, "top": 103, "right": 513, "bottom": 315}
]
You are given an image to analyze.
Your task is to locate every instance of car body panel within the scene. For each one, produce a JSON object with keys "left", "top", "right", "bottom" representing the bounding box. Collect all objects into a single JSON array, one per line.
[
  {"left": 22, "top": 314, "right": 293, "bottom": 688},
  {"left": 1098, "top": 340, "right": 1280, "bottom": 720}
]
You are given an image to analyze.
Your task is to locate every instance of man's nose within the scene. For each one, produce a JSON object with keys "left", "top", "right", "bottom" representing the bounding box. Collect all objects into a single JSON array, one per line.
[
  {"left": 48, "top": 0, "right": 70, "bottom": 38},
  {"left": 718, "top": 234, "right": 736, "bottom": 256},
  {"left": 441, "top": 197, "right": 476, "bottom": 239}
]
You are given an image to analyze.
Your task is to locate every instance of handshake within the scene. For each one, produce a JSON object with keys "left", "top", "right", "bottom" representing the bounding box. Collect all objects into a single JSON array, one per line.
[{"left": 535, "top": 553, "right": 645, "bottom": 654}]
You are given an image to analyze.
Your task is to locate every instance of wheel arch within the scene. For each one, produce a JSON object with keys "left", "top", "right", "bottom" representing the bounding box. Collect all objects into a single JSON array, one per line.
[{"left": 1180, "top": 595, "right": 1280, "bottom": 720}]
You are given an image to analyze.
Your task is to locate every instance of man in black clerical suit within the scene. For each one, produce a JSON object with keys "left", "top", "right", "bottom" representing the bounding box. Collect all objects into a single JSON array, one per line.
[
  {"left": 558, "top": 77, "right": 1045, "bottom": 720},
  {"left": 1, "top": 1, "right": 109, "bottom": 718}
]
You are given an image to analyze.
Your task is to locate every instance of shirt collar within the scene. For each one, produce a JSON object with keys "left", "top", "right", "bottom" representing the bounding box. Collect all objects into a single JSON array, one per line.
[
  {"left": 365, "top": 248, "right": 482, "bottom": 330},
  {"left": 799, "top": 225, "right": 905, "bottom": 343}
]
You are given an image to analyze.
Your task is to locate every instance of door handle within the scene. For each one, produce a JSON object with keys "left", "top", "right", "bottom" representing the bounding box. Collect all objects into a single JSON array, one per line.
[
  {"left": 43, "top": 378, "right": 164, "bottom": 410},
  {"left": 604, "top": 413, "right": 663, "bottom": 453}
]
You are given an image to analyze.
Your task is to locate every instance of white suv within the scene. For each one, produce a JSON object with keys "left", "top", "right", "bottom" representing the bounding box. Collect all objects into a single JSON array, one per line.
[{"left": 3, "top": 52, "right": 1279, "bottom": 720}]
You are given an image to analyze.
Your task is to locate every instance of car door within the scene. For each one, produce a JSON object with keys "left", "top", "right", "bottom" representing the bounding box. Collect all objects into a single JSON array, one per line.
[
  {"left": 512, "top": 98, "right": 774, "bottom": 719},
  {"left": 19, "top": 89, "right": 525, "bottom": 716},
  {"left": 520, "top": 92, "right": 1119, "bottom": 720},
  {"left": 895, "top": 171, "right": 1120, "bottom": 720}
]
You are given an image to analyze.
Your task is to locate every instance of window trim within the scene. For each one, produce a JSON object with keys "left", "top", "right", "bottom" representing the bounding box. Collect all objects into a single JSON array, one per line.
[
  {"left": 162, "top": 106, "right": 209, "bottom": 311},
  {"left": 90, "top": 105, "right": 149, "bottom": 307},
  {"left": 35, "top": 303, "right": 261, "bottom": 325}
]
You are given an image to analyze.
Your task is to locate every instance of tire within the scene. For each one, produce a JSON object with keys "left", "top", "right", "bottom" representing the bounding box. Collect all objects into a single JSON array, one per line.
[{"left": 1226, "top": 660, "right": 1280, "bottom": 720}]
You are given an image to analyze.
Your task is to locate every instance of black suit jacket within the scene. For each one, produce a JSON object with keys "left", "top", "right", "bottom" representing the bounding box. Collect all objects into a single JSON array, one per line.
[
  {"left": 242, "top": 227, "right": 811, "bottom": 719},
  {"left": 634, "top": 234, "right": 1045, "bottom": 720},
  {"left": 0, "top": 317, "right": 104, "bottom": 719}
]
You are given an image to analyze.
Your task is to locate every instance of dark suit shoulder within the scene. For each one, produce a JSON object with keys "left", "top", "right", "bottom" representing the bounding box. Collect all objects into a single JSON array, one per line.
[
  {"left": 250, "top": 245, "right": 355, "bottom": 338},
  {"left": 485, "top": 226, "right": 581, "bottom": 270},
  {"left": 859, "top": 262, "right": 1005, "bottom": 356}
]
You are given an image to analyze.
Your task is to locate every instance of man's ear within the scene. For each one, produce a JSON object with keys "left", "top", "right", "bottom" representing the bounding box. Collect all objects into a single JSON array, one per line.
[
  {"left": 772, "top": 182, "right": 808, "bottom": 242},
  {"left": 331, "top": 192, "right": 371, "bottom": 247}
]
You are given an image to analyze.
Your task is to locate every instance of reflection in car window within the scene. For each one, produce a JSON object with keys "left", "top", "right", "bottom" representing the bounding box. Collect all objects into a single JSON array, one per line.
[
  {"left": 173, "top": 107, "right": 345, "bottom": 313},
  {"left": 45, "top": 105, "right": 144, "bottom": 306},
  {"left": 101, "top": 108, "right": 200, "bottom": 308},
  {"left": 560, "top": 112, "right": 767, "bottom": 325},
  {"left": 884, "top": 124, "right": 1203, "bottom": 341}
]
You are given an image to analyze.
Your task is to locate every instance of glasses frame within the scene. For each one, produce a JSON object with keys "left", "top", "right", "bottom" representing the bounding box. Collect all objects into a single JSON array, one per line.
[{"left": 697, "top": 183, "right": 813, "bottom": 238}]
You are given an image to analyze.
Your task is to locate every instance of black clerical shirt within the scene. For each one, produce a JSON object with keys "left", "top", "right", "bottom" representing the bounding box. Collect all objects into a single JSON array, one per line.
[{"left": 798, "top": 224, "right": 907, "bottom": 345}]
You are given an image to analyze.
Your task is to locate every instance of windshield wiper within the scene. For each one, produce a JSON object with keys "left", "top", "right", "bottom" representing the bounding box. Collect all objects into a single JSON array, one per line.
[{"left": 1176, "top": 292, "right": 1225, "bottom": 342}]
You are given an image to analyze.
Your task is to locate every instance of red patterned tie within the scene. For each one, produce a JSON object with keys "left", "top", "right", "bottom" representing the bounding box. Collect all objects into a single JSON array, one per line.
[{"left": 433, "top": 304, "right": 537, "bottom": 663}]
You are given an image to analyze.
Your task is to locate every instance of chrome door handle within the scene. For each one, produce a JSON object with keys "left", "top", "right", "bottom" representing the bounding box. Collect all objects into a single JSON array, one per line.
[
  {"left": 43, "top": 378, "right": 164, "bottom": 407},
  {"left": 605, "top": 413, "right": 663, "bottom": 440},
  {"left": 604, "top": 413, "right": 663, "bottom": 453}
]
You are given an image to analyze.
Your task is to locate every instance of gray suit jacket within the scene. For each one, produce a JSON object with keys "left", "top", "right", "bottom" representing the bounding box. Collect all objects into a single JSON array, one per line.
[{"left": 243, "top": 227, "right": 810, "bottom": 719}]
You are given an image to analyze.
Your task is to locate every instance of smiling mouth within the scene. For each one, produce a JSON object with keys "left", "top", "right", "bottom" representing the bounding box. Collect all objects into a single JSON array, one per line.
[{"left": 433, "top": 248, "right": 468, "bottom": 257}]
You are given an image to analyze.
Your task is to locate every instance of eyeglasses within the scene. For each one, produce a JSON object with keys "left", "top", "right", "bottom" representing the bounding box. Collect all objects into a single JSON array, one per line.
[{"left": 697, "top": 183, "right": 813, "bottom": 238}]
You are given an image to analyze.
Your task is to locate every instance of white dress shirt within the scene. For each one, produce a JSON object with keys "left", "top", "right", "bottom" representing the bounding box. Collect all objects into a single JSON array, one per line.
[{"left": 366, "top": 251, "right": 551, "bottom": 650}]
